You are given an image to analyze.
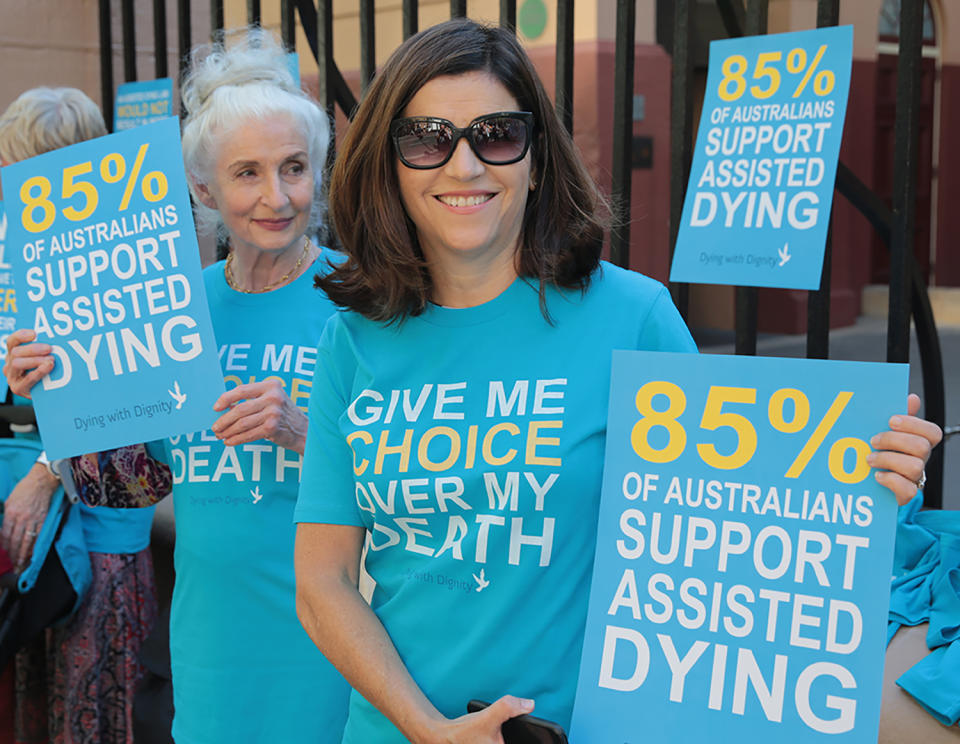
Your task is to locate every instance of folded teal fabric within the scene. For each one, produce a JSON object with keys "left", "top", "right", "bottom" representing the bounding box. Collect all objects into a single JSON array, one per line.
[
  {"left": 888, "top": 494, "right": 939, "bottom": 631},
  {"left": 927, "top": 560, "right": 960, "bottom": 649},
  {"left": 897, "top": 643, "right": 960, "bottom": 726},
  {"left": 888, "top": 494, "right": 960, "bottom": 726}
]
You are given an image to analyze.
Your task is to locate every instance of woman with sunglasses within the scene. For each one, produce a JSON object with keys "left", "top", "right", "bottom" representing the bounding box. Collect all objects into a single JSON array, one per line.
[{"left": 294, "top": 18, "right": 942, "bottom": 743}]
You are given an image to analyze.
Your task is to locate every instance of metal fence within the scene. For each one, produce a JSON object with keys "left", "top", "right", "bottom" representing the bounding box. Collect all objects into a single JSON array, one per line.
[{"left": 95, "top": 0, "right": 946, "bottom": 507}]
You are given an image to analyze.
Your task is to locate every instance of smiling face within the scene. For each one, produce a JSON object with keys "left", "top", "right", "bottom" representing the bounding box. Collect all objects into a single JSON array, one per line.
[
  {"left": 196, "top": 112, "right": 314, "bottom": 258},
  {"left": 396, "top": 71, "right": 533, "bottom": 278}
]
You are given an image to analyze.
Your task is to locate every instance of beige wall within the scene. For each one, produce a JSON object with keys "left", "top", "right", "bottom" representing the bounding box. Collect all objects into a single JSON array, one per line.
[
  {"left": 0, "top": 0, "right": 102, "bottom": 112},
  {"left": 840, "top": 0, "right": 884, "bottom": 59},
  {"left": 0, "top": 0, "right": 210, "bottom": 117},
  {"left": 768, "top": 0, "right": 817, "bottom": 35}
]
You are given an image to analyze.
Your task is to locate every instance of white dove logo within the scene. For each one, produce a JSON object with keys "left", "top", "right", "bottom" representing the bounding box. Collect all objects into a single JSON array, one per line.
[
  {"left": 778, "top": 243, "right": 792, "bottom": 266},
  {"left": 473, "top": 568, "right": 490, "bottom": 592},
  {"left": 168, "top": 381, "right": 187, "bottom": 409},
  {"left": 250, "top": 486, "right": 263, "bottom": 504}
]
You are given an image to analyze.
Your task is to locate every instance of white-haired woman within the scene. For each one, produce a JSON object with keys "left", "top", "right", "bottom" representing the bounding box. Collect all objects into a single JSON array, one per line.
[
  {"left": 4, "top": 31, "right": 350, "bottom": 743},
  {"left": 0, "top": 87, "right": 163, "bottom": 744}
]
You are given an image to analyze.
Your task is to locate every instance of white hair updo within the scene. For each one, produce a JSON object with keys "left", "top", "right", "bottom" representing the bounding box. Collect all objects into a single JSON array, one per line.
[{"left": 180, "top": 27, "right": 331, "bottom": 238}]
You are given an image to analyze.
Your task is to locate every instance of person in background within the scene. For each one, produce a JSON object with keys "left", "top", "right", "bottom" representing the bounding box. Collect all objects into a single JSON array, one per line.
[
  {"left": 0, "top": 87, "right": 163, "bottom": 744},
  {"left": 4, "top": 30, "right": 350, "bottom": 744},
  {"left": 292, "top": 19, "right": 943, "bottom": 743}
]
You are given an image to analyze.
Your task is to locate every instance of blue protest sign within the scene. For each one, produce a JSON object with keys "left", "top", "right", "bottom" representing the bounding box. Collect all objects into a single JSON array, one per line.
[
  {"left": 287, "top": 52, "right": 301, "bottom": 88},
  {"left": 114, "top": 78, "right": 174, "bottom": 131},
  {"left": 0, "top": 117, "right": 224, "bottom": 459},
  {"left": 0, "top": 201, "right": 11, "bottom": 400},
  {"left": 570, "top": 352, "right": 907, "bottom": 744},
  {"left": 670, "top": 26, "right": 852, "bottom": 289}
]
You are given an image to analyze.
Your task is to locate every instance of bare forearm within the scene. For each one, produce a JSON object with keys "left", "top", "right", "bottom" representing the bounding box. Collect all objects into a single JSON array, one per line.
[
  {"left": 295, "top": 524, "right": 530, "bottom": 743},
  {"left": 1, "top": 464, "right": 59, "bottom": 567},
  {"left": 297, "top": 573, "right": 445, "bottom": 743}
]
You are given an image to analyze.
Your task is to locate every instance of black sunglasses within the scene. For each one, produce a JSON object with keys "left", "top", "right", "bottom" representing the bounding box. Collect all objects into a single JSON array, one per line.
[{"left": 391, "top": 111, "right": 534, "bottom": 169}]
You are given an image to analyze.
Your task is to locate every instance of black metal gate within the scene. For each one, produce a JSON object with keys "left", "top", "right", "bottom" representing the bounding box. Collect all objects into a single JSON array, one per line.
[{"left": 96, "top": 0, "right": 946, "bottom": 507}]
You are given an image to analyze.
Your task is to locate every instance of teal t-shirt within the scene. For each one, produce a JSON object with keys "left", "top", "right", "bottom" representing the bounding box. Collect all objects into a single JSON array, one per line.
[
  {"left": 167, "top": 259, "right": 349, "bottom": 743},
  {"left": 295, "top": 262, "right": 697, "bottom": 741}
]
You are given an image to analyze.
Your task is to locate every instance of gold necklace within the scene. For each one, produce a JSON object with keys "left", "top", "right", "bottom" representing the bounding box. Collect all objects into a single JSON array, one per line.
[{"left": 224, "top": 236, "right": 312, "bottom": 294}]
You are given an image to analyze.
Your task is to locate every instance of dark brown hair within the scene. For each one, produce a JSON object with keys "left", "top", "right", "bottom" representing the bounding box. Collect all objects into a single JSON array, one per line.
[{"left": 319, "top": 18, "right": 607, "bottom": 321}]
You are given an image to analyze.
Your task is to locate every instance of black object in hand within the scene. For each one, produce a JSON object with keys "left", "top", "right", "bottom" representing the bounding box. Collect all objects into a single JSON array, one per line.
[{"left": 466, "top": 699, "right": 569, "bottom": 744}]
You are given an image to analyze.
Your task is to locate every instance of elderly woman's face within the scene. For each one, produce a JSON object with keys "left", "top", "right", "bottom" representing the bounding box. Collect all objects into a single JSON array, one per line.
[
  {"left": 395, "top": 71, "right": 533, "bottom": 271},
  {"left": 196, "top": 113, "right": 313, "bottom": 256}
]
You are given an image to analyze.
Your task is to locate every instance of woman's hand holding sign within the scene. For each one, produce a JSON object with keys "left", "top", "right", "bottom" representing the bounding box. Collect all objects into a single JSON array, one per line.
[
  {"left": 869, "top": 393, "right": 942, "bottom": 506},
  {"left": 212, "top": 380, "right": 308, "bottom": 454}
]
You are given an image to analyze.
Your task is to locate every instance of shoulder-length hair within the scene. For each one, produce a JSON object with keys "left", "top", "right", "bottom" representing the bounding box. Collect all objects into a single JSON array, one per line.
[{"left": 320, "top": 18, "right": 607, "bottom": 322}]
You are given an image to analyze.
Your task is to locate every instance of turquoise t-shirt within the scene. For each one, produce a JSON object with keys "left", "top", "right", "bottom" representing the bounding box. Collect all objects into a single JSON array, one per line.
[
  {"left": 295, "top": 262, "right": 697, "bottom": 741},
  {"left": 167, "top": 259, "right": 349, "bottom": 743}
]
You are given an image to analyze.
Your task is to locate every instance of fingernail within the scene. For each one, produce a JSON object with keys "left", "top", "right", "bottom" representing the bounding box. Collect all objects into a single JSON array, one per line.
[
  {"left": 867, "top": 454, "right": 877, "bottom": 466},
  {"left": 520, "top": 698, "right": 534, "bottom": 712},
  {"left": 890, "top": 416, "right": 902, "bottom": 428},
  {"left": 870, "top": 436, "right": 879, "bottom": 448}
]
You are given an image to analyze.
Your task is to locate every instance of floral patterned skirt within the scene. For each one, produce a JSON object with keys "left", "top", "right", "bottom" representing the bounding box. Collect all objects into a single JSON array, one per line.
[{"left": 13, "top": 548, "right": 158, "bottom": 744}]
